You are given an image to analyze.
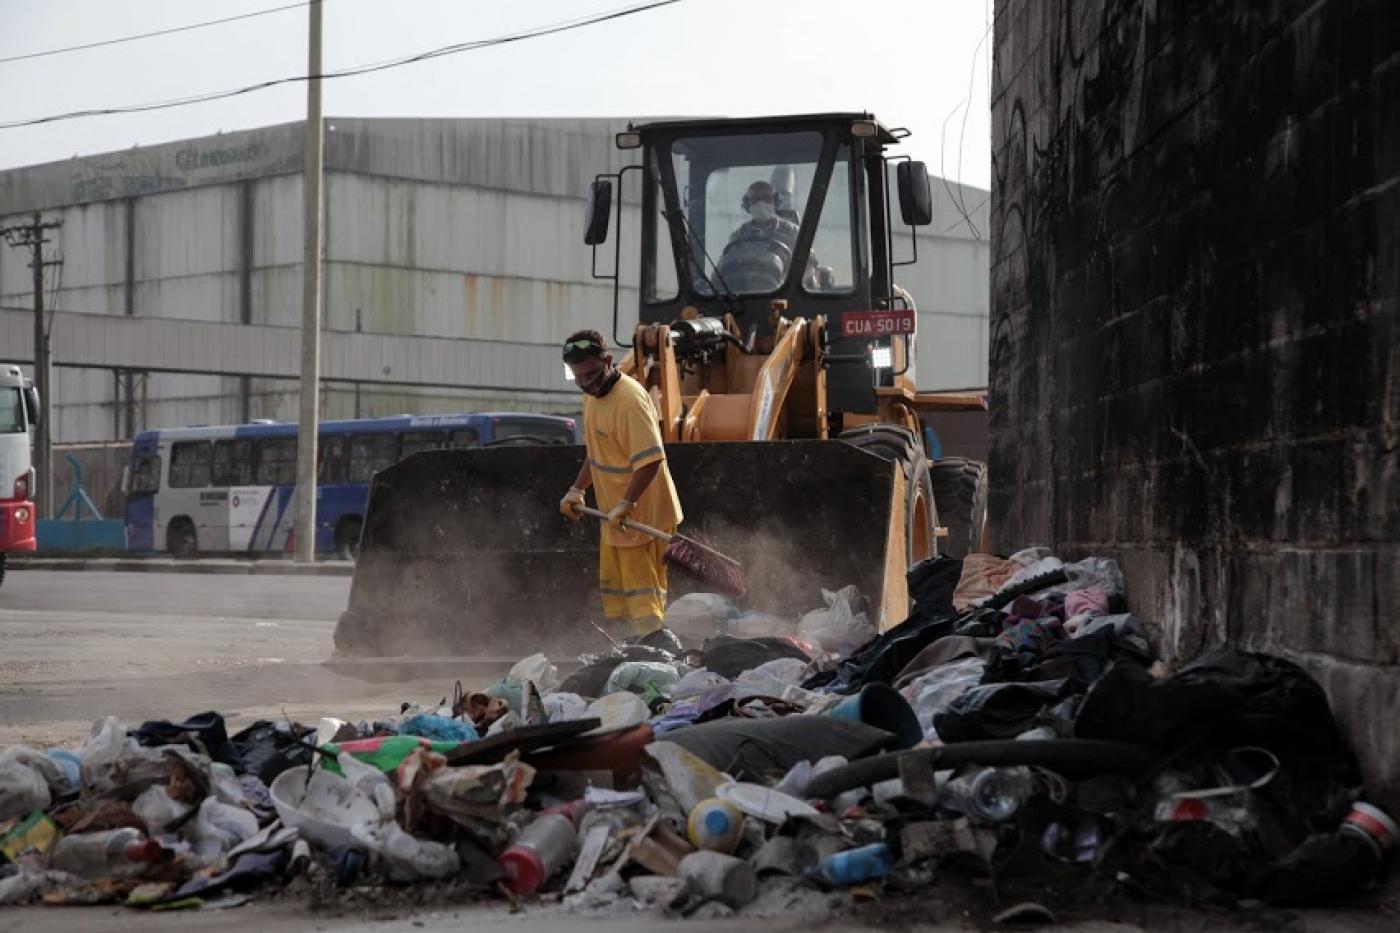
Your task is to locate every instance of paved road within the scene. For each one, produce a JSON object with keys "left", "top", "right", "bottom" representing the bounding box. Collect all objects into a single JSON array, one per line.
[{"left": 0, "top": 569, "right": 486, "bottom": 749}]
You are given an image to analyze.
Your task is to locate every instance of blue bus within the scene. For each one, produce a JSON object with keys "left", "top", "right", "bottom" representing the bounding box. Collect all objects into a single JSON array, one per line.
[{"left": 123, "top": 412, "right": 578, "bottom": 558}]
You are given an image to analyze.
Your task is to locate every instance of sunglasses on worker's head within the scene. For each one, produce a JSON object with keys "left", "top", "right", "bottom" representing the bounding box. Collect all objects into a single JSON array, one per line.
[{"left": 563, "top": 338, "right": 605, "bottom": 361}]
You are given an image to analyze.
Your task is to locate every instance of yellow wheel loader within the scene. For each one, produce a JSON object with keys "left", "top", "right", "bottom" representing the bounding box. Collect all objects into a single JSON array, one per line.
[{"left": 334, "top": 114, "right": 987, "bottom": 656}]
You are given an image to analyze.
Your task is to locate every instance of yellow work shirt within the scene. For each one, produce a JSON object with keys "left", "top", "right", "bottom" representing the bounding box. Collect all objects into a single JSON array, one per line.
[{"left": 582, "top": 372, "right": 683, "bottom": 548}]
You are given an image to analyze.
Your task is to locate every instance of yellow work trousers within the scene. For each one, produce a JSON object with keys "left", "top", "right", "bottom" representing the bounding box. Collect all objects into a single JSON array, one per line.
[{"left": 598, "top": 537, "right": 668, "bottom": 636}]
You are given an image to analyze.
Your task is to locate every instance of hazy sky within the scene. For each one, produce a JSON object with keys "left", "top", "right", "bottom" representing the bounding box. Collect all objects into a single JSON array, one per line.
[{"left": 0, "top": 0, "right": 993, "bottom": 189}]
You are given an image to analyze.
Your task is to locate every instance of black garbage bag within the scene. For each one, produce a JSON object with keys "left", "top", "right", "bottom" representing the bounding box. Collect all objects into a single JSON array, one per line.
[
  {"left": 700, "top": 636, "right": 810, "bottom": 680},
  {"left": 134, "top": 711, "right": 243, "bottom": 770},
  {"left": 906, "top": 555, "right": 962, "bottom": 621},
  {"left": 229, "top": 720, "right": 313, "bottom": 784},
  {"left": 932, "top": 679, "right": 1072, "bottom": 742},
  {"left": 1130, "top": 822, "right": 1264, "bottom": 907},
  {"left": 663, "top": 716, "right": 898, "bottom": 782},
  {"left": 1254, "top": 830, "right": 1387, "bottom": 906},
  {"left": 1075, "top": 648, "right": 1361, "bottom": 830}
]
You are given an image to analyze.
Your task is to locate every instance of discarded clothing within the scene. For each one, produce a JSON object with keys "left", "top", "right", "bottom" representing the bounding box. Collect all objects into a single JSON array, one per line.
[{"left": 933, "top": 680, "right": 1073, "bottom": 742}]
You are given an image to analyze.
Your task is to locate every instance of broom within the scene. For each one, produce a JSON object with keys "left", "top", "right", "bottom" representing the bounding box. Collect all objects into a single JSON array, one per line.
[{"left": 578, "top": 506, "right": 747, "bottom": 600}]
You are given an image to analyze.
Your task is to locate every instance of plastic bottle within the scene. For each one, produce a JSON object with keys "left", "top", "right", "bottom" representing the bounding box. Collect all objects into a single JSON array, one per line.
[
  {"left": 940, "top": 766, "right": 1034, "bottom": 823},
  {"left": 687, "top": 798, "right": 745, "bottom": 853},
  {"left": 49, "top": 828, "right": 159, "bottom": 878},
  {"left": 807, "top": 842, "right": 895, "bottom": 886},
  {"left": 498, "top": 813, "right": 578, "bottom": 896}
]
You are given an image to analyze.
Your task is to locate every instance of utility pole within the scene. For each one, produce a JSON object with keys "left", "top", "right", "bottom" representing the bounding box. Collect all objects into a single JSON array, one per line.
[
  {"left": 294, "top": 0, "right": 324, "bottom": 563},
  {"left": 2, "top": 213, "right": 63, "bottom": 520}
]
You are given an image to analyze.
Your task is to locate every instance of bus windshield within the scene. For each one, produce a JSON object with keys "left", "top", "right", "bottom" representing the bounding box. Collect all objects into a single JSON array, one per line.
[{"left": 0, "top": 389, "right": 25, "bottom": 433}]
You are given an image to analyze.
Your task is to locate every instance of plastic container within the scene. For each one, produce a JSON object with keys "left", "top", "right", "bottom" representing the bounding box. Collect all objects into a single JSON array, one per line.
[
  {"left": 807, "top": 842, "right": 894, "bottom": 886},
  {"left": 498, "top": 813, "right": 578, "bottom": 896},
  {"left": 687, "top": 798, "right": 746, "bottom": 853},
  {"left": 1341, "top": 802, "right": 1398, "bottom": 856},
  {"left": 49, "top": 827, "right": 159, "bottom": 878},
  {"left": 940, "top": 766, "right": 1034, "bottom": 823}
]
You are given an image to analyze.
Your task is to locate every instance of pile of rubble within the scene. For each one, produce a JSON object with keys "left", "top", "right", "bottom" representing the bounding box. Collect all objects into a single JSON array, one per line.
[{"left": 2, "top": 548, "right": 1394, "bottom": 919}]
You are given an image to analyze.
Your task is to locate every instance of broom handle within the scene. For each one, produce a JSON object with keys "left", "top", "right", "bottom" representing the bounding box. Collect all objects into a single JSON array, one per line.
[{"left": 577, "top": 506, "right": 675, "bottom": 543}]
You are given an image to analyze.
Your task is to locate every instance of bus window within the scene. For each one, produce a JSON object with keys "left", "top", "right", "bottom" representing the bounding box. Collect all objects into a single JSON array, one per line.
[
  {"left": 446, "top": 428, "right": 479, "bottom": 448},
  {"left": 348, "top": 433, "right": 397, "bottom": 483},
  {"left": 212, "top": 439, "right": 253, "bottom": 486},
  {"left": 255, "top": 437, "right": 298, "bottom": 485},
  {"left": 169, "top": 441, "right": 213, "bottom": 488},
  {"left": 399, "top": 430, "right": 445, "bottom": 458},
  {"left": 129, "top": 454, "right": 160, "bottom": 496},
  {"left": 319, "top": 435, "right": 347, "bottom": 483},
  {"left": 493, "top": 419, "right": 574, "bottom": 445}
]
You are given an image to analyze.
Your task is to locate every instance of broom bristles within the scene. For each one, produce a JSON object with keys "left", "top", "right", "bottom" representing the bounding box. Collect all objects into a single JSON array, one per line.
[{"left": 664, "top": 534, "right": 747, "bottom": 600}]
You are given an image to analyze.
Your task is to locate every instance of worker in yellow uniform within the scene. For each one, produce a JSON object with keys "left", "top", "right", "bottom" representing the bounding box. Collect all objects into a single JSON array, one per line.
[{"left": 559, "top": 329, "right": 684, "bottom": 643}]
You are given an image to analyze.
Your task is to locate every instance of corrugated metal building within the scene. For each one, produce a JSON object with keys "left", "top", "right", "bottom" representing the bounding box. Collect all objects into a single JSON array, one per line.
[{"left": 0, "top": 117, "right": 989, "bottom": 443}]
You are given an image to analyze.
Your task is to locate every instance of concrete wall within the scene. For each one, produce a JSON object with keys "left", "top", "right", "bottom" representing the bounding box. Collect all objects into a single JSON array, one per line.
[
  {"left": 1, "top": 117, "right": 990, "bottom": 441},
  {"left": 989, "top": 0, "right": 1398, "bottom": 808}
]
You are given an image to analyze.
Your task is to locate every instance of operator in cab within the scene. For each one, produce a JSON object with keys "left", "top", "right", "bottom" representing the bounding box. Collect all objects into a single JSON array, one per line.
[
  {"left": 559, "top": 330, "right": 684, "bottom": 648},
  {"left": 716, "top": 180, "right": 818, "bottom": 292}
]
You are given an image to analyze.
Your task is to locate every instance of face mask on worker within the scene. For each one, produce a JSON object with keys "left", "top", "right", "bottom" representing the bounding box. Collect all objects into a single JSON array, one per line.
[
  {"left": 749, "top": 200, "right": 775, "bottom": 223},
  {"left": 576, "top": 363, "right": 614, "bottom": 397}
]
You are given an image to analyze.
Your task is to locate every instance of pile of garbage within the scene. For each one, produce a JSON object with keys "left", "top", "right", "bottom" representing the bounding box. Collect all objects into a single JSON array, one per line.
[{"left": 2, "top": 548, "right": 1395, "bottom": 919}]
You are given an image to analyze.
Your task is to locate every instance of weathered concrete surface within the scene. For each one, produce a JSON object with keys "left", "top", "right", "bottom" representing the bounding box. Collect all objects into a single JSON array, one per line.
[{"left": 989, "top": 0, "right": 1398, "bottom": 808}]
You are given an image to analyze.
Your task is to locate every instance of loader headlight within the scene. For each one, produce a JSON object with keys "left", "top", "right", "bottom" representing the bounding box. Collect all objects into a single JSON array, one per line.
[{"left": 870, "top": 345, "right": 893, "bottom": 370}]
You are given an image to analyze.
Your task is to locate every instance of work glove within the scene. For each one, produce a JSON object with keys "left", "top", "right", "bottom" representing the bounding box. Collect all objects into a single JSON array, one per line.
[
  {"left": 560, "top": 486, "right": 585, "bottom": 520},
  {"left": 605, "top": 499, "right": 636, "bottom": 529}
]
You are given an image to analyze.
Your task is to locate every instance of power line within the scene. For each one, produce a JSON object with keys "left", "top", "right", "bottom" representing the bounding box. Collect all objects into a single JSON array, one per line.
[
  {"left": 0, "top": 0, "right": 681, "bottom": 130},
  {"left": 0, "top": 1, "right": 315, "bottom": 66}
]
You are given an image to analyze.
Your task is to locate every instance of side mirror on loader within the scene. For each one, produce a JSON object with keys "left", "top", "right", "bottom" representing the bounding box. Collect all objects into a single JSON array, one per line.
[
  {"left": 583, "top": 179, "right": 613, "bottom": 245},
  {"left": 897, "top": 161, "right": 934, "bottom": 226}
]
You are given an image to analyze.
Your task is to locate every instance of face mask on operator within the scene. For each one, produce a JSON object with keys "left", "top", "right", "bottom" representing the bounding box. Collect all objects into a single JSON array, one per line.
[{"left": 749, "top": 200, "right": 775, "bottom": 223}]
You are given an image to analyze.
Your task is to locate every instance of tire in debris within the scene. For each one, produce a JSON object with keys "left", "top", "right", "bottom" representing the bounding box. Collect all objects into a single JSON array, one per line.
[
  {"left": 929, "top": 456, "right": 988, "bottom": 559},
  {"left": 837, "top": 424, "right": 937, "bottom": 564}
]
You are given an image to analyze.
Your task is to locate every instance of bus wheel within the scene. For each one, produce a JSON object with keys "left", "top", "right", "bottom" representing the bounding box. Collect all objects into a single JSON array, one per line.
[
  {"left": 335, "top": 517, "right": 363, "bottom": 561},
  {"left": 167, "top": 519, "right": 198, "bottom": 559},
  {"left": 0, "top": 553, "right": 6, "bottom": 588}
]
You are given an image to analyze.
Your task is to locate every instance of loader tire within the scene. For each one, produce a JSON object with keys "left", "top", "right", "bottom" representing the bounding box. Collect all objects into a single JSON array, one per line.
[
  {"left": 930, "top": 457, "right": 988, "bottom": 559},
  {"left": 838, "top": 425, "right": 936, "bottom": 565}
]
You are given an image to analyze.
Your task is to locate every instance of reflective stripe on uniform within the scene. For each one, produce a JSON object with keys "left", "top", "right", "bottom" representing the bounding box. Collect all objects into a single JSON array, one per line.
[{"left": 589, "top": 458, "right": 632, "bottom": 474}]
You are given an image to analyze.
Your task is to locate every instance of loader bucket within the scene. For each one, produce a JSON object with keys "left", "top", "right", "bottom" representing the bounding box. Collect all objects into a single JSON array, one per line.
[{"left": 334, "top": 441, "right": 902, "bottom": 657}]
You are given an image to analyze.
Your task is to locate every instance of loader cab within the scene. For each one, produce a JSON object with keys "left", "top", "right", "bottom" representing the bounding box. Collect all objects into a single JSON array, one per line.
[{"left": 587, "top": 113, "right": 933, "bottom": 413}]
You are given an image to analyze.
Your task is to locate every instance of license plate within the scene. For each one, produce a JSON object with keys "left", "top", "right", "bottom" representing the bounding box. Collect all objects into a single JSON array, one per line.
[{"left": 840, "top": 308, "right": 916, "bottom": 338}]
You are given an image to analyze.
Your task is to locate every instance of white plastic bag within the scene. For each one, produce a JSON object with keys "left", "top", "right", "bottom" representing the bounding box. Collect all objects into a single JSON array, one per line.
[
  {"left": 543, "top": 692, "right": 589, "bottom": 723},
  {"left": 604, "top": 661, "right": 680, "bottom": 696},
  {"left": 133, "top": 784, "right": 193, "bottom": 836},
  {"left": 903, "top": 657, "right": 985, "bottom": 740},
  {"left": 351, "top": 819, "right": 460, "bottom": 881},
  {"left": 797, "top": 585, "right": 875, "bottom": 657},
  {"left": 508, "top": 653, "right": 561, "bottom": 695},
  {"left": 672, "top": 669, "right": 731, "bottom": 701},
  {"left": 735, "top": 658, "right": 809, "bottom": 695},
  {"left": 184, "top": 796, "right": 259, "bottom": 861},
  {"left": 0, "top": 757, "right": 50, "bottom": 821},
  {"left": 77, "top": 716, "right": 168, "bottom": 794},
  {"left": 663, "top": 593, "right": 739, "bottom": 642},
  {"left": 584, "top": 692, "right": 648, "bottom": 732}
]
